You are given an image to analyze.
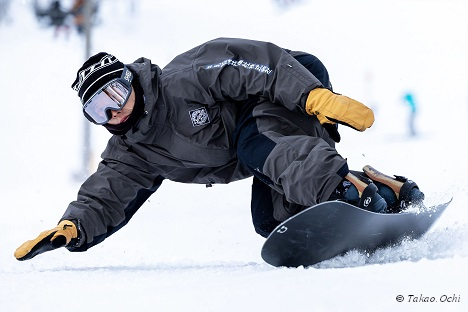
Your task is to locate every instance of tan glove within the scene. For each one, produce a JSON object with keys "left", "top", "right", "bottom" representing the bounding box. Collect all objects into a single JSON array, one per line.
[
  {"left": 14, "top": 220, "right": 78, "bottom": 261},
  {"left": 306, "top": 88, "right": 374, "bottom": 131}
]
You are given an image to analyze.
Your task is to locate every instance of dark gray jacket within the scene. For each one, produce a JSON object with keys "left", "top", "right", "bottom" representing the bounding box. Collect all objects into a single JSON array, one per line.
[{"left": 62, "top": 38, "right": 324, "bottom": 250}]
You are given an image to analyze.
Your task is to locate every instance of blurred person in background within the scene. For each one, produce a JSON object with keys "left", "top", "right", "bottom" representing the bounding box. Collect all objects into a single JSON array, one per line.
[
  {"left": 70, "top": 0, "right": 98, "bottom": 34},
  {"left": 402, "top": 91, "right": 418, "bottom": 137},
  {"left": 47, "top": 0, "right": 70, "bottom": 37},
  {"left": 0, "top": 0, "right": 11, "bottom": 24}
]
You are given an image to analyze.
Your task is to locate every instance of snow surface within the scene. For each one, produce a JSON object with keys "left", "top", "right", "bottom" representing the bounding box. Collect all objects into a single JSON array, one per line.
[{"left": 1, "top": 0, "right": 468, "bottom": 311}]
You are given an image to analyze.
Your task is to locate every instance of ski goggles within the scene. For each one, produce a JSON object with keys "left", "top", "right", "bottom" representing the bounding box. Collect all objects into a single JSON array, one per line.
[{"left": 82, "top": 67, "right": 133, "bottom": 125}]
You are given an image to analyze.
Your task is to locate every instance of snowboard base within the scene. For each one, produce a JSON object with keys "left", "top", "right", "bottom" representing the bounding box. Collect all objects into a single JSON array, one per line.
[{"left": 261, "top": 199, "right": 451, "bottom": 267}]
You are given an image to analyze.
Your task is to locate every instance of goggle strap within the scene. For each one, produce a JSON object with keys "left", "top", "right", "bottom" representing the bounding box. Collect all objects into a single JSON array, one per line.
[{"left": 120, "top": 67, "right": 133, "bottom": 88}]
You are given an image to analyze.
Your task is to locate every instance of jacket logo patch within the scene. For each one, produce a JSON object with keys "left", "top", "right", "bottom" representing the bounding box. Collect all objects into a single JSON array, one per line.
[{"left": 189, "top": 108, "right": 210, "bottom": 127}]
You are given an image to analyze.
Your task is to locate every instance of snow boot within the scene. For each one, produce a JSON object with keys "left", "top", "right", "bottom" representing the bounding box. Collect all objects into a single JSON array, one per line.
[
  {"left": 329, "top": 173, "right": 388, "bottom": 213},
  {"left": 362, "top": 165, "right": 425, "bottom": 212}
]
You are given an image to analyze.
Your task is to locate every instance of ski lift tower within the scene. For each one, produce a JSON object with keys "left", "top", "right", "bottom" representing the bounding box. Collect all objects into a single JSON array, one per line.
[{"left": 80, "top": 0, "right": 94, "bottom": 178}]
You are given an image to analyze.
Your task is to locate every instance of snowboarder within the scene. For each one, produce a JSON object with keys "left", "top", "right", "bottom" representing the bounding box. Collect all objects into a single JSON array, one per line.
[{"left": 14, "top": 38, "right": 424, "bottom": 261}]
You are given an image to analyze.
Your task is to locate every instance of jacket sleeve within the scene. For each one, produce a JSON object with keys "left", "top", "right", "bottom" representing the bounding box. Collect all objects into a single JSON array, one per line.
[
  {"left": 60, "top": 143, "right": 165, "bottom": 251},
  {"left": 164, "top": 37, "right": 323, "bottom": 112}
]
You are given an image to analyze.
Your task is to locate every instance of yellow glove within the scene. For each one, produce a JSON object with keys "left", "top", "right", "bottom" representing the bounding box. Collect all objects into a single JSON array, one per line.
[
  {"left": 306, "top": 88, "right": 374, "bottom": 131},
  {"left": 14, "top": 220, "right": 78, "bottom": 261}
]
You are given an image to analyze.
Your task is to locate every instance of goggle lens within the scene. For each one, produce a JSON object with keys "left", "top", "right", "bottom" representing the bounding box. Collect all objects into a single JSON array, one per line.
[{"left": 83, "top": 80, "right": 131, "bottom": 125}]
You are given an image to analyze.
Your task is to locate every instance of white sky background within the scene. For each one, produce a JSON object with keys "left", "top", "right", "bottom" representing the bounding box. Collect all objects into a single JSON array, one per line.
[{"left": 1, "top": 1, "right": 468, "bottom": 311}]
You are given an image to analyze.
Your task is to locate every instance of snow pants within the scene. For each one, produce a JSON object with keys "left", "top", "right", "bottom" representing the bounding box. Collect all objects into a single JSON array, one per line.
[{"left": 233, "top": 53, "right": 349, "bottom": 237}]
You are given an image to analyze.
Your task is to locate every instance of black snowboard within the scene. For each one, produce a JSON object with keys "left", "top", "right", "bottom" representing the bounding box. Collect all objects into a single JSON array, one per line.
[{"left": 261, "top": 199, "right": 451, "bottom": 267}]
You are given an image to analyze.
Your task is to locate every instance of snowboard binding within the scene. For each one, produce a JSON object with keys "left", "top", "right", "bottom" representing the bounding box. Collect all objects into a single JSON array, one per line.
[
  {"left": 345, "top": 173, "right": 388, "bottom": 213},
  {"left": 362, "top": 165, "right": 425, "bottom": 212}
]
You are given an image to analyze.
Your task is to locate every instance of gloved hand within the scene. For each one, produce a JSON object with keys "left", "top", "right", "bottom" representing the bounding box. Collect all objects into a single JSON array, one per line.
[
  {"left": 306, "top": 88, "right": 374, "bottom": 131},
  {"left": 14, "top": 220, "right": 78, "bottom": 261}
]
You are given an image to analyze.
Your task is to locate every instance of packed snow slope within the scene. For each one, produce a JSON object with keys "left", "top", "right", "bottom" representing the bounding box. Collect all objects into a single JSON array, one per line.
[{"left": 1, "top": 1, "right": 467, "bottom": 311}]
